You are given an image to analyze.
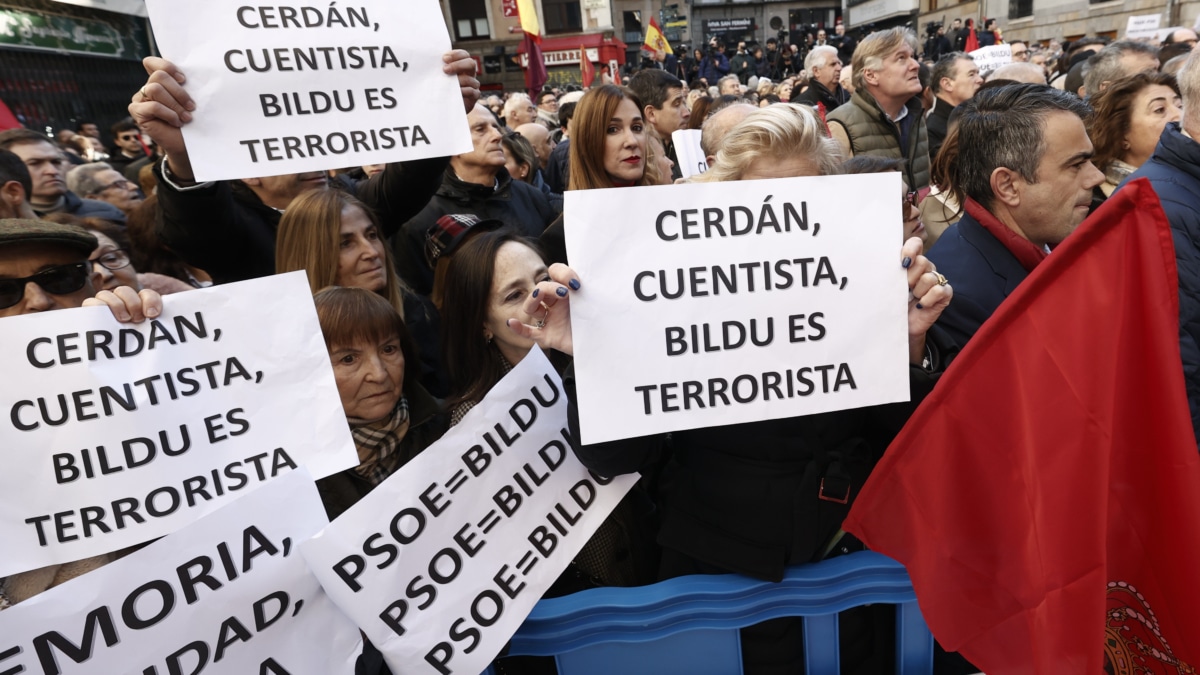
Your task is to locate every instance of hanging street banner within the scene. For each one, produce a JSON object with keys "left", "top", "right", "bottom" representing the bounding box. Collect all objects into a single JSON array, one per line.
[
  {"left": 565, "top": 173, "right": 911, "bottom": 444},
  {"left": 0, "top": 272, "right": 358, "bottom": 577}
]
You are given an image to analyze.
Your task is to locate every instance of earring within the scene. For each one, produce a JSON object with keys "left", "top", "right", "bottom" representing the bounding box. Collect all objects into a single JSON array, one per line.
[{"left": 485, "top": 332, "right": 493, "bottom": 343}]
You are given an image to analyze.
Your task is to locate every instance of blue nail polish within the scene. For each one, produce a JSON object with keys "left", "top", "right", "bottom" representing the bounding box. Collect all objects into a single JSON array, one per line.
[
  {"left": 532, "top": 288, "right": 539, "bottom": 298},
  {"left": 902, "top": 256, "right": 912, "bottom": 268},
  {"left": 556, "top": 286, "right": 568, "bottom": 297},
  {"left": 569, "top": 278, "right": 580, "bottom": 290},
  {"left": 916, "top": 302, "right": 924, "bottom": 310}
]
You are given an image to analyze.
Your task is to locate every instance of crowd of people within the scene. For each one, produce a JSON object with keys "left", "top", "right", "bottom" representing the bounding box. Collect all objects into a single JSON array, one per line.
[{"left": 0, "top": 15, "right": 1199, "bottom": 675}]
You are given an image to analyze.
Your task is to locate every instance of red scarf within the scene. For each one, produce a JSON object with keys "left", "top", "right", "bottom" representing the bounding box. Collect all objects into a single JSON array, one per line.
[{"left": 964, "top": 197, "right": 1047, "bottom": 272}]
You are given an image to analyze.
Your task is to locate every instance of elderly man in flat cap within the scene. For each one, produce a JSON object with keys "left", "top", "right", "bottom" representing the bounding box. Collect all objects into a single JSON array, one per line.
[{"left": 0, "top": 218, "right": 160, "bottom": 609}]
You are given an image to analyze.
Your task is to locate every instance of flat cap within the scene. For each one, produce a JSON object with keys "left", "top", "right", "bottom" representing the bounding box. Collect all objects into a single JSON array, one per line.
[{"left": 0, "top": 218, "right": 97, "bottom": 255}]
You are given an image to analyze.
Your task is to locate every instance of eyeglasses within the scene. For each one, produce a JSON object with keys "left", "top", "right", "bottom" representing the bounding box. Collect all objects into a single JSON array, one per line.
[
  {"left": 97, "top": 179, "right": 138, "bottom": 193},
  {"left": 89, "top": 248, "right": 132, "bottom": 272},
  {"left": 0, "top": 262, "right": 90, "bottom": 309},
  {"left": 118, "top": 134, "right": 139, "bottom": 141}
]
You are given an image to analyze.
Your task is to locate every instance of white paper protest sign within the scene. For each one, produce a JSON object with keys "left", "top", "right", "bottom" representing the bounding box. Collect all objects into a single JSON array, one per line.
[
  {"left": 1126, "top": 14, "right": 1162, "bottom": 39},
  {"left": 0, "top": 470, "right": 361, "bottom": 675},
  {"left": 301, "top": 348, "right": 638, "bottom": 675},
  {"left": 0, "top": 271, "right": 357, "bottom": 577},
  {"left": 565, "top": 173, "right": 911, "bottom": 445},
  {"left": 968, "top": 44, "right": 1012, "bottom": 76},
  {"left": 672, "top": 129, "right": 707, "bottom": 179},
  {"left": 144, "top": 0, "right": 472, "bottom": 182}
]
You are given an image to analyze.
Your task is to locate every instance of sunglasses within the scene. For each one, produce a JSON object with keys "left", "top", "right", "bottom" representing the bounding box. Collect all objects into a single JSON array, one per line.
[{"left": 0, "top": 262, "right": 90, "bottom": 310}]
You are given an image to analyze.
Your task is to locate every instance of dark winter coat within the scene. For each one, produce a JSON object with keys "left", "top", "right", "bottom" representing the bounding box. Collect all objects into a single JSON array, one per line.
[
  {"left": 156, "top": 157, "right": 448, "bottom": 284},
  {"left": 391, "top": 166, "right": 559, "bottom": 295},
  {"left": 926, "top": 96, "right": 955, "bottom": 159},
  {"left": 316, "top": 383, "right": 448, "bottom": 521},
  {"left": 792, "top": 80, "right": 851, "bottom": 113},
  {"left": 563, "top": 362, "right": 946, "bottom": 583},
  {"left": 1122, "top": 122, "right": 1200, "bottom": 445},
  {"left": 926, "top": 210, "right": 1029, "bottom": 349},
  {"left": 35, "top": 190, "right": 127, "bottom": 224}
]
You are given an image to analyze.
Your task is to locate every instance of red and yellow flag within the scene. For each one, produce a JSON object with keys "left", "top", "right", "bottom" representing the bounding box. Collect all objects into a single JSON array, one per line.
[{"left": 643, "top": 17, "right": 672, "bottom": 55}]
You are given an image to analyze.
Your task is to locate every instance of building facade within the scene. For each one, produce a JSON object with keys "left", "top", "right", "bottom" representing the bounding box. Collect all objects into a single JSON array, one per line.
[
  {"left": 0, "top": 0, "right": 152, "bottom": 134},
  {"left": 916, "top": 0, "right": 1200, "bottom": 46},
  {"left": 444, "top": 0, "right": 629, "bottom": 91}
]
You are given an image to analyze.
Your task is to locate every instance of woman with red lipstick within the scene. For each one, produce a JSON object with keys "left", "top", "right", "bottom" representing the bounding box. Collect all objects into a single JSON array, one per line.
[
  {"left": 511, "top": 100, "right": 955, "bottom": 674},
  {"left": 275, "top": 188, "right": 448, "bottom": 396},
  {"left": 568, "top": 84, "right": 659, "bottom": 190},
  {"left": 541, "top": 85, "right": 661, "bottom": 263}
]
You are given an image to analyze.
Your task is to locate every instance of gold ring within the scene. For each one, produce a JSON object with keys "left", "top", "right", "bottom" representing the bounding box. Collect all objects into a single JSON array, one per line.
[
  {"left": 935, "top": 273, "right": 948, "bottom": 286},
  {"left": 140, "top": 86, "right": 149, "bottom": 100}
]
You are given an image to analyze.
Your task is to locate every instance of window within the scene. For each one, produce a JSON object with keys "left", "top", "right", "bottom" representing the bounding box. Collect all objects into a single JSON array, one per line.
[
  {"left": 544, "top": 0, "right": 583, "bottom": 34},
  {"left": 1008, "top": 0, "right": 1032, "bottom": 18},
  {"left": 623, "top": 11, "right": 642, "bottom": 46},
  {"left": 450, "top": 0, "right": 490, "bottom": 40}
]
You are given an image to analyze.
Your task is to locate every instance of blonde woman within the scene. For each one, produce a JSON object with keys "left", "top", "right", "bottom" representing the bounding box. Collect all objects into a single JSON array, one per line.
[{"left": 693, "top": 103, "right": 844, "bottom": 182}]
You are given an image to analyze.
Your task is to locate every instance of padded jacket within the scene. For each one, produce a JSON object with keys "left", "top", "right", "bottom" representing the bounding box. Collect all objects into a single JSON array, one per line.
[{"left": 1122, "top": 123, "right": 1200, "bottom": 446}]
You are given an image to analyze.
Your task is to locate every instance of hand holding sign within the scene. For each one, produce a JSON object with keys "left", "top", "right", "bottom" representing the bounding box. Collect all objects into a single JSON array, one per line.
[
  {"left": 141, "top": 0, "right": 476, "bottom": 181},
  {"left": 506, "top": 263, "right": 581, "bottom": 356},
  {"left": 901, "top": 236, "right": 953, "bottom": 363},
  {"left": 83, "top": 286, "right": 164, "bottom": 324},
  {"left": 132, "top": 49, "right": 479, "bottom": 183}
]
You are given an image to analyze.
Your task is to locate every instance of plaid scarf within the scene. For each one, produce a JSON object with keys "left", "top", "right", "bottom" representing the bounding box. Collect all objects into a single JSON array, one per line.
[{"left": 349, "top": 397, "right": 410, "bottom": 485}]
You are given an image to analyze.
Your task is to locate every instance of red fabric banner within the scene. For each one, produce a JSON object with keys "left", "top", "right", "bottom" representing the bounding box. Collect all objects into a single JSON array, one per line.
[
  {"left": 524, "top": 31, "right": 547, "bottom": 100},
  {"left": 844, "top": 178, "right": 1200, "bottom": 673},
  {"left": 581, "top": 44, "right": 596, "bottom": 88}
]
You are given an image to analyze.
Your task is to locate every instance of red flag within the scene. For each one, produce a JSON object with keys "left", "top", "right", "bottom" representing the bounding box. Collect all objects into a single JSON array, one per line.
[
  {"left": 523, "top": 31, "right": 547, "bottom": 100},
  {"left": 964, "top": 18, "right": 979, "bottom": 53},
  {"left": 581, "top": 45, "right": 596, "bottom": 88},
  {"left": 843, "top": 179, "right": 1200, "bottom": 672}
]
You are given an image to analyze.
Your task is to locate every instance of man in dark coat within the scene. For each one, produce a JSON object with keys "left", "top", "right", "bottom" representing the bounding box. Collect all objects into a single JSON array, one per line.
[
  {"left": 392, "top": 103, "right": 559, "bottom": 295},
  {"left": 1121, "top": 52, "right": 1200, "bottom": 444},
  {"left": 927, "top": 52, "right": 982, "bottom": 158},
  {"left": 830, "top": 23, "right": 858, "bottom": 65},
  {"left": 699, "top": 40, "right": 731, "bottom": 85},
  {"left": 792, "top": 45, "right": 851, "bottom": 111},
  {"left": 129, "top": 52, "right": 481, "bottom": 286},
  {"left": 928, "top": 85, "right": 1103, "bottom": 349},
  {"left": 0, "top": 129, "right": 127, "bottom": 224}
]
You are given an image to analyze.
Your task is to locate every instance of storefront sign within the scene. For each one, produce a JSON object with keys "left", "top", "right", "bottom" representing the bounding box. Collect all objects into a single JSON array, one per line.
[
  {"left": 521, "top": 47, "right": 600, "bottom": 68},
  {"left": 0, "top": 7, "right": 144, "bottom": 59}
]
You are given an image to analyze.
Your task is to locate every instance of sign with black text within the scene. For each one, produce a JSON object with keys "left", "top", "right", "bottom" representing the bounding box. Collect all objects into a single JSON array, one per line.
[
  {"left": 565, "top": 174, "right": 911, "bottom": 444},
  {"left": 301, "top": 348, "right": 637, "bottom": 675},
  {"left": 968, "top": 44, "right": 1012, "bottom": 76},
  {"left": 0, "top": 272, "right": 358, "bottom": 577},
  {"left": 0, "top": 470, "right": 361, "bottom": 675},
  {"left": 144, "top": 0, "right": 472, "bottom": 181}
]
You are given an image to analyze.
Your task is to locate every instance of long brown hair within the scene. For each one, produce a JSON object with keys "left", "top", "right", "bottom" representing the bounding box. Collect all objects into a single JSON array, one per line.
[
  {"left": 568, "top": 84, "right": 656, "bottom": 190},
  {"left": 275, "top": 188, "right": 406, "bottom": 318},
  {"left": 1087, "top": 72, "right": 1179, "bottom": 171},
  {"left": 439, "top": 229, "right": 543, "bottom": 408}
]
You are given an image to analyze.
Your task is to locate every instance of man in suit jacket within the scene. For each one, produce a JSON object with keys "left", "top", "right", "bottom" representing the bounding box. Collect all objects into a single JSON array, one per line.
[{"left": 927, "top": 84, "right": 1104, "bottom": 348}]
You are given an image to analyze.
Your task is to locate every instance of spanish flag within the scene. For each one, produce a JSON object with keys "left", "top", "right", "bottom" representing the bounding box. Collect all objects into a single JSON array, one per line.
[
  {"left": 644, "top": 17, "right": 672, "bottom": 55},
  {"left": 516, "top": 0, "right": 540, "bottom": 42}
]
